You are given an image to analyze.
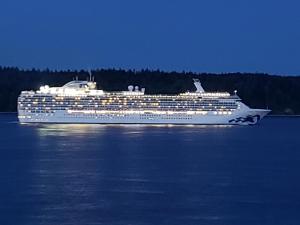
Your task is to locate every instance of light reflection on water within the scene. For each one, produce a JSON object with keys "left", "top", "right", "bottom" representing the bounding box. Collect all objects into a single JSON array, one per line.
[
  {"left": 2, "top": 115, "right": 300, "bottom": 225},
  {"left": 32, "top": 123, "right": 235, "bottom": 137}
]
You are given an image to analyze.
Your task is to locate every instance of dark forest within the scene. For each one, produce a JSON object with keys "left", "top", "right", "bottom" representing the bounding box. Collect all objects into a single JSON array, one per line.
[{"left": 1, "top": 66, "right": 299, "bottom": 114}]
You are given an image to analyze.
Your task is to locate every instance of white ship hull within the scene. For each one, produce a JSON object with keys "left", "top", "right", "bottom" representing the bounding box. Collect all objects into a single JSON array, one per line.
[
  {"left": 18, "top": 108, "right": 270, "bottom": 125},
  {"left": 17, "top": 79, "right": 271, "bottom": 126}
]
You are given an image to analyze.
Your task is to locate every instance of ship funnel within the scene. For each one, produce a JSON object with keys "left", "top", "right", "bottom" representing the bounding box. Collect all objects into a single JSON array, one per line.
[{"left": 193, "top": 79, "right": 205, "bottom": 93}]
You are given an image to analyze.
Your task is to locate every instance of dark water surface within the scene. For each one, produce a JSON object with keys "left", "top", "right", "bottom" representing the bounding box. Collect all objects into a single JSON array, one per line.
[{"left": 0, "top": 114, "right": 300, "bottom": 225}]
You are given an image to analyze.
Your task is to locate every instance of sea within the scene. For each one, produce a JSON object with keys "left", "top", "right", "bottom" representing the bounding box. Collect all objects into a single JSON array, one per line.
[{"left": 0, "top": 113, "right": 299, "bottom": 225}]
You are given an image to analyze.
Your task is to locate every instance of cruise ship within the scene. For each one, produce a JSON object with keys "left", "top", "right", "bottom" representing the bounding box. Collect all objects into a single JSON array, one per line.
[{"left": 18, "top": 78, "right": 270, "bottom": 125}]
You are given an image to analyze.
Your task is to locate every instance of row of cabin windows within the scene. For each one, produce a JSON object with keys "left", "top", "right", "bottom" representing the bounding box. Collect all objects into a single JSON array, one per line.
[
  {"left": 22, "top": 106, "right": 236, "bottom": 112},
  {"left": 20, "top": 102, "right": 237, "bottom": 108},
  {"left": 20, "top": 97, "right": 236, "bottom": 104}
]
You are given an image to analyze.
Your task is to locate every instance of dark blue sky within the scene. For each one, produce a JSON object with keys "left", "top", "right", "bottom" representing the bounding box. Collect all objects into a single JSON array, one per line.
[{"left": 1, "top": 0, "right": 300, "bottom": 75}]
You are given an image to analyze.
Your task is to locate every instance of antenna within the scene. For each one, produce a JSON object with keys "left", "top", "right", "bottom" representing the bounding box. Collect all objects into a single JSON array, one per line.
[{"left": 89, "top": 70, "right": 92, "bottom": 82}]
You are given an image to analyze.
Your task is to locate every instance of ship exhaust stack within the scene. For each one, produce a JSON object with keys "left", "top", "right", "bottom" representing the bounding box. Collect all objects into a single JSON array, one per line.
[{"left": 193, "top": 79, "right": 205, "bottom": 93}]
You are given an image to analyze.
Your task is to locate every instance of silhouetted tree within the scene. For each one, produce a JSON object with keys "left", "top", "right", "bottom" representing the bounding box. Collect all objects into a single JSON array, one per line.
[{"left": 0, "top": 66, "right": 299, "bottom": 114}]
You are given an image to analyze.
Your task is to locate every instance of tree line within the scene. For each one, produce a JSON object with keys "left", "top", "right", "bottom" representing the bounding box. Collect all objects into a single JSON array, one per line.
[{"left": 0, "top": 66, "right": 300, "bottom": 114}]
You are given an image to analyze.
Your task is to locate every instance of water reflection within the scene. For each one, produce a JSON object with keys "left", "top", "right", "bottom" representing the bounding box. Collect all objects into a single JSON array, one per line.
[
  {"left": 30, "top": 123, "right": 235, "bottom": 137},
  {"left": 36, "top": 124, "right": 108, "bottom": 137},
  {"left": 4, "top": 115, "right": 300, "bottom": 225}
]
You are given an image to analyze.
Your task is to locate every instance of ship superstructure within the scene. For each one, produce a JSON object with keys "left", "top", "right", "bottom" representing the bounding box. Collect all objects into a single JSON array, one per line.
[{"left": 18, "top": 79, "right": 270, "bottom": 125}]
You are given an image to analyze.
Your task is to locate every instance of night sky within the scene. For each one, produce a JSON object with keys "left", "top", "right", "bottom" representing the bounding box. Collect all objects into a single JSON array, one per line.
[{"left": 1, "top": 0, "right": 300, "bottom": 75}]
